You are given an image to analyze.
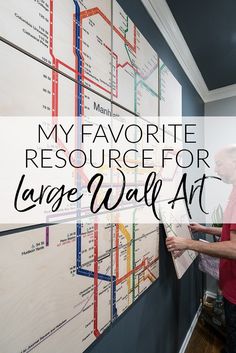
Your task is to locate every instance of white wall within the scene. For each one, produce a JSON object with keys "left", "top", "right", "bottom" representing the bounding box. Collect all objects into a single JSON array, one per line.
[{"left": 205, "top": 96, "right": 236, "bottom": 116}]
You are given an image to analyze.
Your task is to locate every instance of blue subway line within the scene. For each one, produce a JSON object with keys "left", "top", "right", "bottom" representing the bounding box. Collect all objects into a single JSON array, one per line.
[
  {"left": 73, "top": 0, "right": 117, "bottom": 320},
  {"left": 73, "top": 0, "right": 82, "bottom": 116}
]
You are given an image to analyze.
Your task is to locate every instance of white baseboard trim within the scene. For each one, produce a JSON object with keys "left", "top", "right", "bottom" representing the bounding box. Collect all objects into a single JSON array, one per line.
[{"left": 178, "top": 303, "right": 202, "bottom": 353}]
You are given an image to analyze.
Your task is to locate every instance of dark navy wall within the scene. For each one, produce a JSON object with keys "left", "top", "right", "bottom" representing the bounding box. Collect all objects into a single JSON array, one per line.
[
  {"left": 115, "top": 0, "right": 204, "bottom": 117},
  {"left": 86, "top": 1, "right": 204, "bottom": 353},
  {"left": 87, "top": 229, "right": 202, "bottom": 353}
]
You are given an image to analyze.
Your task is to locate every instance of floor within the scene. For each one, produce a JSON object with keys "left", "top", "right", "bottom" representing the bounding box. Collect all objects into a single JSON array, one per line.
[{"left": 185, "top": 317, "right": 225, "bottom": 353}]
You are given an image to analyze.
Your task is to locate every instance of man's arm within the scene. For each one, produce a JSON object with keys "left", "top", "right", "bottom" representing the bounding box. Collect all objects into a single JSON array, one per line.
[
  {"left": 166, "top": 230, "right": 236, "bottom": 259},
  {"left": 189, "top": 223, "right": 222, "bottom": 237}
]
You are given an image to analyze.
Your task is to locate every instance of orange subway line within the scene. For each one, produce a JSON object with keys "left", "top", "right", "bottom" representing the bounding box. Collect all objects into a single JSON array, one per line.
[{"left": 80, "top": 7, "right": 136, "bottom": 52}]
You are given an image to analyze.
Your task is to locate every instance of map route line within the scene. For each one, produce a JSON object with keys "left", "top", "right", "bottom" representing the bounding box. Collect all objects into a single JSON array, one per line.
[
  {"left": 73, "top": 0, "right": 83, "bottom": 117},
  {"left": 103, "top": 43, "right": 118, "bottom": 97},
  {"left": 117, "top": 261, "right": 145, "bottom": 284},
  {"left": 115, "top": 223, "right": 120, "bottom": 279},
  {"left": 75, "top": 0, "right": 117, "bottom": 334},
  {"left": 50, "top": 0, "right": 89, "bottom": 165},
  {"left": 50, "top": 5, "right": 137, "bottom": 97},
  {"left": 115, "top": 246, "right": 158, "bottom": 285},
  {"left": 50, "top": 2, "right": 112, "bottom": 97},
  {"left": 137, "top": 256, "right": 159, "bottom": 295},
  {"left": 49, "top": 0, "right": 58, "bottom": 117},
  {"left": 47, "top": 0, "right": 160, "bottom": 337},
  {"left": 104, "top": 44, "right": 158, "bottom": 101},
  {"left": 116, "top": 60, "right": 158, "bottom": 80},
  {"left": 117, "top": 223, "right": 132, "bottom": 305},
  {"left": 73, "top": 13, "right": 77, "bottom": 116},
  {"left": 115, "top": 220, "right": 159, "bottom": 307},
  {"left": 144, "top": 274, "right": 155, "bottom": 283},
  {"left": 165, "top": 221, "right": 182, "bottom": 237},
  {"left": 45, "top": 0, "right": 88, "bottom": 247},
  {"left": 93, "top": 222, "right": 100, "bottom": 337},
  {"left": 57, "top": 58, "right": 111, "bottom": 95},
  {"left": 24, "top": 263, "right": 112, "bottom": 353},
  {"left": 119, "top": 13, "right": 159, "bottom": 112},
  {"left": 75, "top": 3, "right": 118, "bottom": 326},
  {"left": 136, "top": 79, "right": 159, "bottom": 97},
  {"left": 160, "top": 62, "right": 166, "bottom": 71},
  {"left": 159, "top": 62, "right": 167, "bottom": 100},
  {"left": 147, "top": 269, "right": 157, "bottom": 281},
  {"left": 52, "top": 4, "right": 156, "bottom": 103},
  {"left": 80, "top": 7, "right": 136, "bottom": 53},
  {"left": 51, "top": 2, "right": 158, "bottom": 108},
  {"left": 132, "top": 209, "right": 136, "bottom": 302},
  {"left": 145, "top": 259, "right": 158, "bottom": 281},
  {"left": 122, "top": 13, "right": 137, "bottom": 114}
]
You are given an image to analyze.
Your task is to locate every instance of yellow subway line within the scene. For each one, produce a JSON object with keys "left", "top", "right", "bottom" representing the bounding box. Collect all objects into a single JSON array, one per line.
[{"left": 118, "top": 223, "right": 132, "bottom": 305}]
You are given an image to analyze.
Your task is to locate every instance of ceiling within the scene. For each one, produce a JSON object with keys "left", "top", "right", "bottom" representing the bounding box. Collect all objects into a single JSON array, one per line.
[{"left": 166, "top": 0, "right": 236, "bottom": 90}]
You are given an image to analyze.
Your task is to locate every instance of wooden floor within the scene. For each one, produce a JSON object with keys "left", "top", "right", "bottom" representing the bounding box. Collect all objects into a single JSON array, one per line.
[{"left": 185, "top": 318, "right": 225, "bottom": 353}]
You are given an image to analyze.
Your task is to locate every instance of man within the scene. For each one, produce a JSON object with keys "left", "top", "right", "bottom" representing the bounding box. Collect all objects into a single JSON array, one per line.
[{"left": 166, "top": 146, "right": 236, "bottom": 353}]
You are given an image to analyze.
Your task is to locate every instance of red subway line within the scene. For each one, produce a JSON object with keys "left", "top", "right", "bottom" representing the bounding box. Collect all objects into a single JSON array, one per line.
[
  {"left": 80, "top": 7, "right": 136, "bottom": 53},
  {"left": 115, "top": 224, "right": 120, "bottom": 279},
  {"left": 116, "top": 256, "right": 159, "bottom": 285}
]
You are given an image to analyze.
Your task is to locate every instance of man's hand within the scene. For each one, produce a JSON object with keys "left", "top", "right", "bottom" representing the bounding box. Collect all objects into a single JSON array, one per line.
[
  {"left": 166, "top": 232, "right": 236, "bottom": 259},
  {"left": 166, "top": 236, "right": 189, "bottom": 253},
  {"left": 188, "top": 223, "right": 206, "bottom": 233},
  {"left": 189, "top": 223, "right": 222, "bottom": 237}
]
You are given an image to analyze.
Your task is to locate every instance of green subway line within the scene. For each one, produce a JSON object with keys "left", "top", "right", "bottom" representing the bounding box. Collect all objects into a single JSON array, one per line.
[
  {"left": 159, "top": 62, "right": 166, "bottom": 100},
  {"left": 166, "top": 223, "right": 179, "bottom": 237},
  {"left": 132, "top": 207, "right": 137, "bottom": 302},
  {"left": 125, "top": 14, "right": 129, "bottom": 34},
  {"left": 134, "top": 72, "right": 137, "bottom": 114},
  {"left": 122, "top": 15, "right": 159, "bottom": 299},
  {"left": 123, "top": 14, "right": 137, "bottom": 300},
  {"left": 124, "top": 15, "right": 136, "bottom": 70},
  {"left": 132, "top": 113, "right": 138, "bottom": 302},
  {"left": 160, "top": 62, "right": 165, "bottom": 71},
  {"left": 136, "top": 79, "right": 159, "bottom": 98},
  {"left": 123, "top": 15, "right": 159, "bottom": 112}
]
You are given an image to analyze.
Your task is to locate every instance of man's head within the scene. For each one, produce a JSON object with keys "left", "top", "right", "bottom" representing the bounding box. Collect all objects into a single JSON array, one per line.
[{"left": 215, "top": 145, "right": 236, "bottom": 184}]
